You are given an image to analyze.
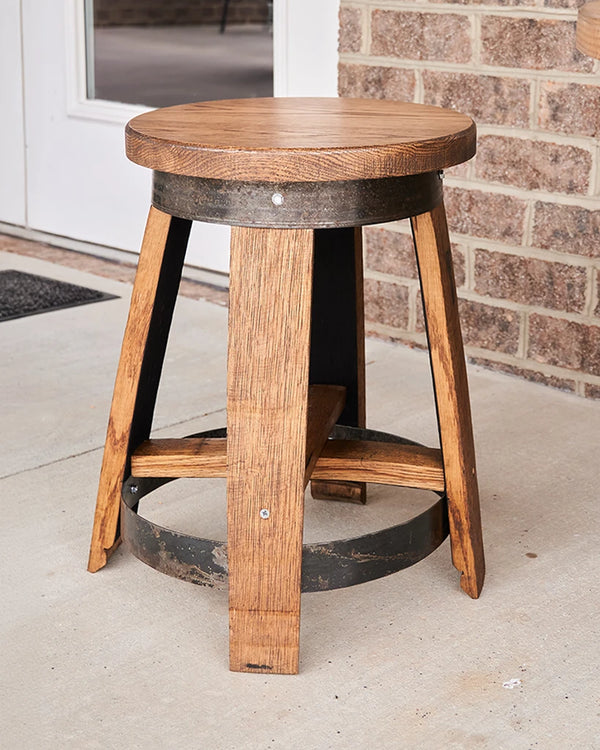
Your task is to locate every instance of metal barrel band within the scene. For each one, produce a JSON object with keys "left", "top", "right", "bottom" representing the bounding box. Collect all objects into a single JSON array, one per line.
[
  {"left": 152, "top": 171, "right": 443, "bottom": 229},
  {"left": 120, "top": 426, "right": 450, "bottom": 593}
]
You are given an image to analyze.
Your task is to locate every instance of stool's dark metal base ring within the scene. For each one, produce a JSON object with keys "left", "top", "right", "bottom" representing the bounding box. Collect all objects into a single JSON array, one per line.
[{"left": 121, "top": 427, "right": 449, "bottom": 593}]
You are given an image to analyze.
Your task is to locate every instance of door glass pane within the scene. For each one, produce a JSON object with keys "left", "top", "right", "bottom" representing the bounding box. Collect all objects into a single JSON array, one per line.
[{"left": 86, "top": 1, "right": 273, "bottom": 107}]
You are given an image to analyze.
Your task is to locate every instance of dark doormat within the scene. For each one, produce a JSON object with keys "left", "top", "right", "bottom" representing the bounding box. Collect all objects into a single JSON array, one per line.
[{"left": 0, "top": 269, "right": 119, "bottom": 322}]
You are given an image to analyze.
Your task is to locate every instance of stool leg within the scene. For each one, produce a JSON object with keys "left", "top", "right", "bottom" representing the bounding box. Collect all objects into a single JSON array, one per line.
[
  {"left": 411, "top": 202, "right": 485, "bottom": 598},
  {"left": 227, "top": 226, "right": 313, "bottom": 674},
  {"left": 310, "top": 227, "right": 367, "bottom": 504},
  {"left": 88, "top": 207, "right": 191, "bottom": 573}
]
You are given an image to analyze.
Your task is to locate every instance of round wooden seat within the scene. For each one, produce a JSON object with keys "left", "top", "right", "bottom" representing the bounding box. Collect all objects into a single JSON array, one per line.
[{"left": 125, "top": 97, "right": 476, "bottom": 182}]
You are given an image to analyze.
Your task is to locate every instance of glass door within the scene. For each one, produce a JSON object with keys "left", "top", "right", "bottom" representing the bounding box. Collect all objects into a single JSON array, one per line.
[{"left": 6, "top": 0, "right": 339, "bottom": 272}]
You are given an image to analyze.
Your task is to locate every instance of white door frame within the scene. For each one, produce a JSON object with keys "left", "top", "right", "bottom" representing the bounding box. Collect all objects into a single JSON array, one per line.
[
  {"left": 0, "top": 1, "right": 27, "bottom": 227},
  {"left": 2, "top": 0, "right": 340, "bottom": 272},
  {"left": 274, "top": 0, "right": 340, "bottom": 97}
]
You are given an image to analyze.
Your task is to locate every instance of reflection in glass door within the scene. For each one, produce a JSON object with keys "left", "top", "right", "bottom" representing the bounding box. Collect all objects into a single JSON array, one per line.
[{"left": 86, "top": 0, "right": 274, "bottom": 108}]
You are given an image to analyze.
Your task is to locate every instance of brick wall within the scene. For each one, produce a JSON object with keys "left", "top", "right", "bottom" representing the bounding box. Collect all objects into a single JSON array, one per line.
[
  {"left": 339, "top": 0, "right": 600, "bottom": 398},
  {"left": 94, "top": 0, "right": 269, "bottom": 27}
]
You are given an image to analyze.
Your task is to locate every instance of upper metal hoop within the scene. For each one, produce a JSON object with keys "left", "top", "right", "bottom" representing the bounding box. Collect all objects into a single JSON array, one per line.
[{"left": 152, "top": 171, "right": 443, "bottom": 229}]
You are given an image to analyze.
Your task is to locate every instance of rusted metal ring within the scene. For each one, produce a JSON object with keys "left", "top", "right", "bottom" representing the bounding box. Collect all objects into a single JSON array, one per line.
[
  {"left": 152, "top": 171, "right": 443, "bottom": 229},
  {"left": 121, "top": 426, "right": 449, "bottom": 593}
]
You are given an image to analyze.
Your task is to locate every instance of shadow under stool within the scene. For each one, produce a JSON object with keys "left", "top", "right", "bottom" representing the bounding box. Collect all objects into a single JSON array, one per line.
[{"left": 87, "top": 97, "right": 485, "bottom": 674}]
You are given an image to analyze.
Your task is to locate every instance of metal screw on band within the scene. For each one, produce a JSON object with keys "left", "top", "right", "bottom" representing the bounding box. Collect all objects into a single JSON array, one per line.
[
  {"left": 259, "top": 509, "right": 270, "bottom": 519},
  {"left": 271, "top": 192, "right": 284, "bottom": 206}
]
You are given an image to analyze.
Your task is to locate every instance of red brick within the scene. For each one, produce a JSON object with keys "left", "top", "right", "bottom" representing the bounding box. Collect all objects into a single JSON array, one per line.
[
  {"left": 532, "top": 202, "right": 600, "bottom": 259},
  {"left": 528, "top": 314, "right": 600, "bottom": 375},
  {"left": 538, "top": 82, "right": 600, "bottom": 137},
  {"left": 416, "top": 293, "right": 426, "bottom": 333},
  {"left": 422, "top": 71, "right": 530, "bottom": 128},
  {"left": 366, "top": 228, "right": 466, "bottom": 287},
  {"left": 450, "top": 244, "right": 467, "bottom": 288},
  {"left": 416, "top": 295, "right": 520, "bottom": 353},
  {"left": 371, "top": 10, "right": 472, "bottom": 64},
  {"left": 415, "top": 253, "right": 466, "bottom": 333},
  {"left": 458, "top": 299, "right": 521, "bottom": 354},
  {"left": 474, "top": 136, "right": 591, "bottom": 195},
  {"left": 338, "top": 64, "right": 416, "bottom": 101},
  {"left": 444, "top": 187, "right": 527, "bottom": 244},
  {"left": 458, "top": 299, "right": 521, "bottom": 353},
  {"left": 596, "top": 271, "right": 600, "bottom": 317},
  {"left": 339, "top": 6, "right": 362, "bottom": 54},
  {"left": 364, "top": 227, "right": 418, "bottom": 278},
  {"left": 468, "top": 358, "right": 577, "bottom": 392},
  {"left": 364, "top": 279, "right": 410, "bottom": 329},
  {"left": 444, "top": 162, "right": 471, "bottom": 180},
  {"left": 474, "top": 249, "right": 587, "bottom": 313},
  {"left": 481, "top": 17, "right": 592, "bottom": 73},
  {"left": 584, "top": 383, "right": 600, "bottom": 398}
]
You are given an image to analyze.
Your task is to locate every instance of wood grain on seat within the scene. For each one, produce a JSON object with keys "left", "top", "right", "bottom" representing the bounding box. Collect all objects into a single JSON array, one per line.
[{"left": 126, "top": 97, "right": 476, "bottom": 182}]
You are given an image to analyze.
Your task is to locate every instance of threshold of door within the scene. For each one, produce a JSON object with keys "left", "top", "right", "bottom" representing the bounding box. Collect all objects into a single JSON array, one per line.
[{"left": 0, "top": 223, "right": 229, "bottom": 307}]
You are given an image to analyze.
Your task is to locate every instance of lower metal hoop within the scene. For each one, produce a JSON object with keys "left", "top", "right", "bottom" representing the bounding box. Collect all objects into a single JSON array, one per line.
[
  {"left": 121, "top": 426, "right": 449, "bottom": 593},
  {"left": 152, "top": 171, "right": 443, "bottom": 229}
]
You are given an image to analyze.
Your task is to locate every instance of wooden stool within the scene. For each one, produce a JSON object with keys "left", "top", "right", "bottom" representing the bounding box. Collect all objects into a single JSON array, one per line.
[{"left": 88, "top": 98, "right": 485, "bottom": 675}]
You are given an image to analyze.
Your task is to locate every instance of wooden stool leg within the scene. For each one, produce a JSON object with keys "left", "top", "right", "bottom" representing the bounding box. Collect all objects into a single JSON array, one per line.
[
  {"left": 310, "top": 227, "right": 367, "bottom": 504},
  {"left": 411, "top": 202, "right": 485, "bottom": 598},
  {"left": 88, "top": 207, "right": 191, "bottom": 572},
  {"left": 227, "top": 226, "right": 313, "bottom": 674}
]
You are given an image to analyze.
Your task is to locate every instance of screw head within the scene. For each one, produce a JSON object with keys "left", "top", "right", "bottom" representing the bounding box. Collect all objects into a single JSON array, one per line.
[
  {"left": 129, "top": 484, "right": 139, "bottom": 495},
  {"left": 271, "top": 192, "right": 284, "bottom": 206},
  {"left": 259, "top": 508, "right": 270, "bottom": 519}
]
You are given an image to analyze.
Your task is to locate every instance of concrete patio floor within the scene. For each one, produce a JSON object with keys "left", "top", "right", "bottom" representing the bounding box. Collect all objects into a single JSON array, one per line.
[{"left": 1, "top": 241, "right": 599, "bottom": 748}]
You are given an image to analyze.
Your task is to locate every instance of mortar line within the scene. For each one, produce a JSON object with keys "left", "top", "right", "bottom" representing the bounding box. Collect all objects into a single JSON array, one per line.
[
  {"left": 464, "top": 241, "right": 474, "bottom": 292},
  {"left": 522, "top": 200, "right": 535, "bottom": 249},
  {"left": 530, "top": 77, "right": 540, "bottom": 131},
  {"left": 519, "top": 309, "right": 529, "bottom": 360},
  {"left": 444, "top": 176, "right": 600, "bottom": 207},
  {"left": 407, "top": 283, "right": 418, "bottom": 332},
  {"left": 472, "top": 11, "right": 481, "bottom": 67},
  {"left": 363, "top": 0, "right": 371, "bottom": 55},
  {"left": 594, "top": 142, "right": 600, "bottom": 197},
  {"left": 587, "top": 266, "right": 598, "bottom": 317},
  {"left": 358, "top": 1, "right": 578, "bottom": 20}
]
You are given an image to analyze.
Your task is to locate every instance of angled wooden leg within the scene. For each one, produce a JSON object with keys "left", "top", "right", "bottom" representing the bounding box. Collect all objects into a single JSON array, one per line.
[
  {"left": 227, "top": 226, "right": 313, "bottom": 674},
  {"left": 411, "top": 201, "right": 485, "bottom": 598},
  {"left": 310, "top": 227, "right": 367, "bottom": 505},
  {"left": 88, "top": 207, "right": 191, "bottom": 572}
]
